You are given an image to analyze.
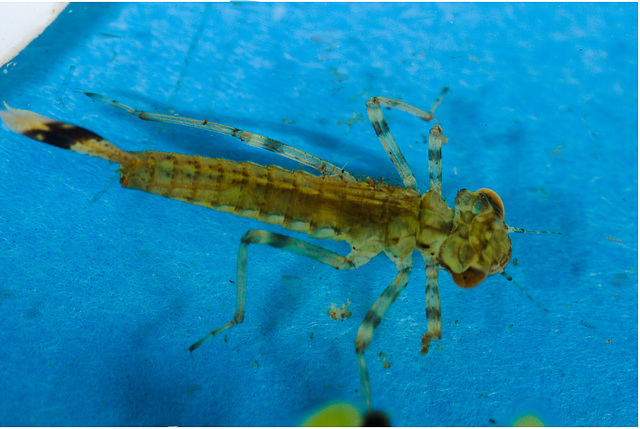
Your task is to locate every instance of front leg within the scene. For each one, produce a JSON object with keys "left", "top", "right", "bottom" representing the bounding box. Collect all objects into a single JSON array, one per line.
[
  {"left": 365, "top": 88, "right": 448, "bottom": 192},
  {"left": 421, "top": 256, "right": 442, "bottom": 354}
]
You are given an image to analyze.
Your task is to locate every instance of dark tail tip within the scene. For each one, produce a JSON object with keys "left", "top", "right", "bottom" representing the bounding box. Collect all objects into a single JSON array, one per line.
[{"left": 24, "top": 121, "right": 105, "bottom": 150}]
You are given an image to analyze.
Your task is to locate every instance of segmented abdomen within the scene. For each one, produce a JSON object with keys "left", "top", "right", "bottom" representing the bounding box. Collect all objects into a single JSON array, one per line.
[{"left": 120, "top": 151, "right": 422, "bottom": 246}]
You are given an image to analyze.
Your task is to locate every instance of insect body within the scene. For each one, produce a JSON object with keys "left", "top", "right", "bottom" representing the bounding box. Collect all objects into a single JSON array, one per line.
[{"left": 0, "top": 90, "right": 558, "bottom": 410}]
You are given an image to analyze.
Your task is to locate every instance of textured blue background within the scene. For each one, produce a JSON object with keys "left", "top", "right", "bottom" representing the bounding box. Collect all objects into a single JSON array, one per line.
[{"left": 0, "top": 3, "right": 636, "bottom": 426}]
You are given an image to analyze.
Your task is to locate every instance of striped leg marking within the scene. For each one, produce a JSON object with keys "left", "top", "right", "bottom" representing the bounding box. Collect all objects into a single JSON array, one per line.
[
  {"left": 355, "top": 255, "right": 412, "bottom": 411},
  {"left": 365, "top": 88, "right": 448, "bottom": 191},
  {"left": 189, "top": 229, "right": 368, "bottom": 352},
  {"left": 421, "top": 256, "right": 442, "bottom": 354},
  {"left": 428, "top": 125, "right": 445, "bottom": 195},
  {"left": 82, "top": 92, "right": 355, "bottom": 181}
]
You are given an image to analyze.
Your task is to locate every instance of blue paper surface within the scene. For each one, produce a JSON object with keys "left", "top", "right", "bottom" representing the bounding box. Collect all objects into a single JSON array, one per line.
[{"left": 0, "top": 3, "right": 636, "bottom": 426}]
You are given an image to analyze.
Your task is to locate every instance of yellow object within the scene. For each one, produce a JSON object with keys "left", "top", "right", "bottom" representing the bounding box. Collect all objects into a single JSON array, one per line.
[
  {"left": 513, "top": 415, "right": 545, "bottom": 427},
  {"left": 301, "top": 402, "right": 362, "bottom": 427}
]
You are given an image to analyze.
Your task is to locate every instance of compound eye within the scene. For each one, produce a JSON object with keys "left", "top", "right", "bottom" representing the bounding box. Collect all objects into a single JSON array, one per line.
[
  {"left": 476, "top": 188, "right": 505, "bottom": 219},
  {"left": 450, "top": 266, "right": 487, "bottom": 288}
]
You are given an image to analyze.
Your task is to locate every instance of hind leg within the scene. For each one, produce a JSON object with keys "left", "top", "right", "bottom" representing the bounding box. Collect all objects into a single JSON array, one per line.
[{"left": 189, "top": 229, "right": 374, "bottom": 351}]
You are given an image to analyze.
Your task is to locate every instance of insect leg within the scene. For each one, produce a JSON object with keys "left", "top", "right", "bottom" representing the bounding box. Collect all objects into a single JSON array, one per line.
[
  {"left": 355, "top": 255, "right": 412, "bottom": 411},
  {"left": 81, "top": 91, "right": 355, "bottom": 181},
  {"left": 428, "top": 124, "right": 445, "bottom": 195},
  {"left": 420, "top": 256, "right": 441, "bottom": 354},
  {"left": 189, "top": 229, "right": 373, "bottom": 352},
  {"left": 365, "top": 88, "right": 448, "bottom": 191}
]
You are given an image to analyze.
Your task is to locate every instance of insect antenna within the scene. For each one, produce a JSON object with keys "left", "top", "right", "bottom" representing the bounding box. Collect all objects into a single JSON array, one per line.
[
  {"left": 508, "top": 226, "right": 563, "bottom": 235},
  {"left": 500, "top": 270, "right": 551, "bottom": 313}
]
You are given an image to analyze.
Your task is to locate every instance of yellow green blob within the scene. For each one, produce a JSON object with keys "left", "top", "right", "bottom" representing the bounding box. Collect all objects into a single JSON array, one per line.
[
  {"left": 513, "top": 414, "right": 545, "bottom": 427},
  {"left": 491, "top": 397, "right": 556, "bottom": 427},
  {"left": 300, "top": 402, "right": 362, "bottom": 427}
]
